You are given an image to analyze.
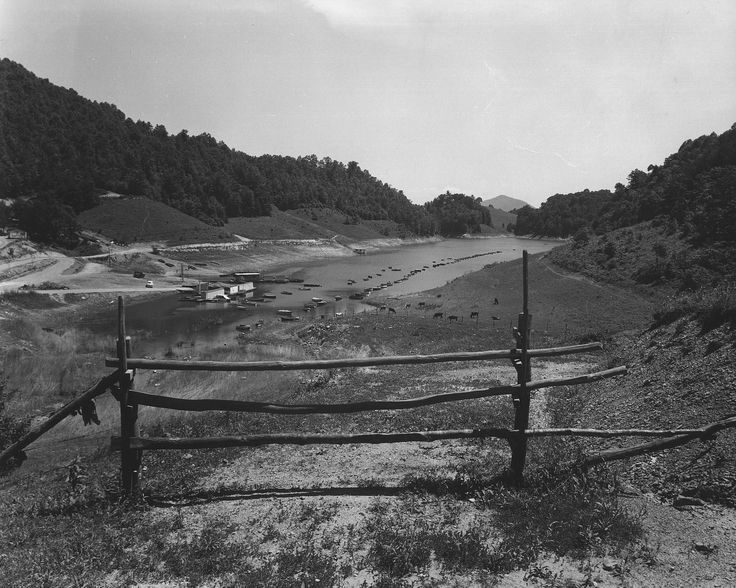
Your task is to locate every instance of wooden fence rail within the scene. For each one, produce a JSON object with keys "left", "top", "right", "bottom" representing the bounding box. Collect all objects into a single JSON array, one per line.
[
  {"left": 105, "top": 342, "right": 603, "bottom": 371},
  {"left": 0, "top": 373, "right": 117, "bottom": 469},
  {"left": 112, "top": 423, "right": 731, "bottom": 452},
  {"left": 126, "top": 366, "right": 626, "bottom": 415}
]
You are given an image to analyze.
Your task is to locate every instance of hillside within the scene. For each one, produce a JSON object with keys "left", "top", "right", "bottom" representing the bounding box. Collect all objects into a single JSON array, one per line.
[
  {"left": 482, "top": 195, "right": 529, "bottom": 212},
  {"left": 0, "top": 59, "right": 433, "bottom": 237},
  {"left": 513, "top": 123, "right": 736, "bottom": 242},
  {"left": 485, "top": 204, "right": 516, "bottom": 231},
  {"left": 77, "top": 196, "right": 237, "bottom": 246}
]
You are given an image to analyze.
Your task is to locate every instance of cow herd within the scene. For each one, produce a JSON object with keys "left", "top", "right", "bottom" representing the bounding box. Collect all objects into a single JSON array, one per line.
[{"left": 373, "top": 298, "right": 501, "bottom": 324}]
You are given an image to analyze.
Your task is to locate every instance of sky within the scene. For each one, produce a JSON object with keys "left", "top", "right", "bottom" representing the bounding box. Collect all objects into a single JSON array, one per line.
[{"left": 1, "top": 0, "right": 735, "bottom": 207}]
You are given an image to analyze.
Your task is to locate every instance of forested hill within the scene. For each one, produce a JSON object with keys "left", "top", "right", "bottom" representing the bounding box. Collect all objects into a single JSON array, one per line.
[
  {"left": 514, "top": 123, "right": 736, "bottom": 243},
  {"left": 512, "top": 189, "right": 612, "bottom": 238},
  {"left": 0, "top": 59, "right": 433, "bottom": 236}
]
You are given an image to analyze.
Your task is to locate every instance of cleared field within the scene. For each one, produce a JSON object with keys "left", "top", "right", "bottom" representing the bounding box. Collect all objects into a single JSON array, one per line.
[{"left": 77, "top": 197, "right": 237, "bottom": 245}]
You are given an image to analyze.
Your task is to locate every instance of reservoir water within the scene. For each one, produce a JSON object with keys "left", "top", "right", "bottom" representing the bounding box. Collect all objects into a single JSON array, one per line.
[{"left": 113, "top": 236, "right": 559, "bottom": 354}]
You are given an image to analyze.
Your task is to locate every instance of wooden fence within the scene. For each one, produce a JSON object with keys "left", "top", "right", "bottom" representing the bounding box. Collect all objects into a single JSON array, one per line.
[{"left": 4, "top": 250, "right": 736, "bottom": 497}]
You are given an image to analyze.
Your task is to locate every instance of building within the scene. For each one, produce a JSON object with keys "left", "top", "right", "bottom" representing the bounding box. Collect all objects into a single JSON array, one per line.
[{"left": 7, "top": 229, "right": 28, "bottom": 239}]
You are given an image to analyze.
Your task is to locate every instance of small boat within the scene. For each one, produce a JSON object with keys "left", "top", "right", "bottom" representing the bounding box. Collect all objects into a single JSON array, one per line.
[
  {"left": 311, "top": 297, "right": 324, "bottom": 303},
  {"left": 263, "top": 293, "right": 277, "bottom": 299},
  {"left": 281, "top": 291, "right": 292, "bottom": 295},
  {"left": 280, "top": 315, "right": 301, "bottom": 322},
  {"left": 236, "top": 324, "right": 251, "bottom": 333},
  {"left": 289, "top": 278, "right": 304, "bottom": 283},
  {"left": 250, "top": 297, "right": 265, "bottom": 302},
  {"left": 304, "top": 283, "right": 321, "bottom": 288},
  {"left": 298, "top": 286, "right": 311, "bottom": 291},
  {"left": 235, "top": 304, "right": 250, "bottom": 310},
  {"left": 277, "top": 309, "right": 293, "bottom": 316},
  {"left": 349, "top": 293, "right": 365, "bottom": 300},
  {"left": 334, "top": 295, "right": 342, "bottom": 301}
]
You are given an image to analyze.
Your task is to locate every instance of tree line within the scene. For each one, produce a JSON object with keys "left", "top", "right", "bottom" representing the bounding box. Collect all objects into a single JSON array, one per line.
[{"left": 513, "top": 124, "right": 736, "bottom": 245}]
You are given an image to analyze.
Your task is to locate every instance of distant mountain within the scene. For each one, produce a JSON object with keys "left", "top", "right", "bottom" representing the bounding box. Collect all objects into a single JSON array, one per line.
[{"left": 482, "top": 195, "right": 530, "bottom": 212}]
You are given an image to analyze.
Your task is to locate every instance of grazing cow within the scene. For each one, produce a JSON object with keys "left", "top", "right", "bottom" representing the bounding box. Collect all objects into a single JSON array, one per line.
[
  {"left": 388, "top": 307, "right": 397, "bottom": 314},
  {"left": 493, "top": 298, "right": 499, "bottom": 305},
  {"left": 470, "top": 311, "right": 479, "bottom": 319},
  {"left": 418, "top": 302, "right": 426, "bottom": 308},
  {"left": 379, "top": 305, "right": 387, "bottom": 312},
  {"left": 433, "top": 312, "right": 444, "bottom": 319},
  {"left": 405, "top": 303, "right": 411, "bottom": 309},
  {"left": 491, "top": 316, "right": 500, "bottom": 321},
  {"left": 448, "top": 315, "right": 459, "bottom": 322}
]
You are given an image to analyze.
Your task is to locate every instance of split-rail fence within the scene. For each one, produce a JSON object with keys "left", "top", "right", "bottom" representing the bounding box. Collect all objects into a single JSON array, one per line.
[{"left": 2, "top": 251, "right": 735, "bottom": 497}]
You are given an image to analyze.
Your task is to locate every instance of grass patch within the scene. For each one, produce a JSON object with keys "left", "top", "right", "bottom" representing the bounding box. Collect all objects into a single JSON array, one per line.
[
  {"left": 652, "top": 282, "right": 736, "bottom": 331},
  {"left": 489, "top": 456, "right": 643, "bottom": 568},
  {"left": 77, "top": 196, "right": 236, "bottom": 245},
  {"left": 1, "top": 322, "right": 115, "bottom": 415},
  {"left": 0, "top": 289, "right": 62, "bottom": 309}
]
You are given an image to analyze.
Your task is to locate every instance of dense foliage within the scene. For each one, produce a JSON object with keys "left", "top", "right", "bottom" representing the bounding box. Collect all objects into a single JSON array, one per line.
[
  {"left": 0, "top": 59, "right": 433, "bottom": 238},
  {"left": 513, "top": 190, "right": 612, "bottom": 238},
  {"left": 423, "top": 192, "right": 492, "bottom": 237},
  {"left": 514, "top": 124, "right": 736, "bottom": 242}
]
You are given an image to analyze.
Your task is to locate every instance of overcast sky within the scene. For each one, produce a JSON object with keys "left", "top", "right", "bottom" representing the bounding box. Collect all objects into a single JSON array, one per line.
[{"left": 1, "top": 0, "right": 735, "bottom": 206}]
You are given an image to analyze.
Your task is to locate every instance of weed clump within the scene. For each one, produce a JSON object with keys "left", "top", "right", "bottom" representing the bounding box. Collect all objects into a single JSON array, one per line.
[{"left": 653, "top": 282, "right": 736, "bottom": 330}]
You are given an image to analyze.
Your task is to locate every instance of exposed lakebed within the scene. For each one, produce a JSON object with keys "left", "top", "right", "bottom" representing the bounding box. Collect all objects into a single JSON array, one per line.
[{"left": 98, "top": 237, "right": 559, "bottom": 355}]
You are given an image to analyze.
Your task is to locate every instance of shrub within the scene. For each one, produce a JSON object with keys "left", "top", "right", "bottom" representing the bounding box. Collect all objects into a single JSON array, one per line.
[{"left": 652, "top": 283, "right": 736, "bottom": 331}]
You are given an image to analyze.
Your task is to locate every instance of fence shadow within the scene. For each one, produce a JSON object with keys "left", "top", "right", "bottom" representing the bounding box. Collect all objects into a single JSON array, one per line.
[{"left": 145, "top": 484, "right": 407, "bottom": 507}]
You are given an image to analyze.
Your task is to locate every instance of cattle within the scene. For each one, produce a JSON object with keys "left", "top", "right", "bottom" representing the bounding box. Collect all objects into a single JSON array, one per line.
[
  {"left": 470, "top": 311, "right": 479, "bottom": 319},
  {"left": 388, "top": 307, "right": 397, "bottom": 314},
  {"left": 491, "top": 316, "right": 500, "bottom": 321},
  {"left": 493, "top": 298, "right": 499, "bottom": 305},
  {"left": 404, "top": 303, "right": 411, "bottom": 309},
  {"left": 448, "top": 315, "right": 459, "bottom": 322},
  {"left": 379, "top": 305, "right": 387, "bottom": 312},
  {"left": 433, "top": 312, "right": 444, "bottom": 319},
  {"left": 418, "top": 302, "right": 426, "bottom": 308}
]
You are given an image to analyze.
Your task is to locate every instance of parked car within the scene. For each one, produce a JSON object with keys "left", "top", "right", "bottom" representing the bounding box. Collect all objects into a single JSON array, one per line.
[{"left": 145, "top": 280, "right": 154, "bottom": 288}]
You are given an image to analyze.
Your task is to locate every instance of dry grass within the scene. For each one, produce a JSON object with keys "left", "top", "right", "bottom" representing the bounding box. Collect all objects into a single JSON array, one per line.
[{"left": 2, "top": 319, "right": 114, "bottom": 415}]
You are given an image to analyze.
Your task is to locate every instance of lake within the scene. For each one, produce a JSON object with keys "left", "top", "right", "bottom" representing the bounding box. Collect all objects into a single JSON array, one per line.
[{"left": 115, "top": 236, "right": 559, "bottom": 354}]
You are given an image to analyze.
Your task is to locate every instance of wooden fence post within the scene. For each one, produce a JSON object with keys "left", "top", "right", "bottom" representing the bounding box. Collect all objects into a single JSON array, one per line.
[
  {"left": 117, "top": 297, "right": 139, "bottom": 497},
  {"left": 510, "top": 251, "right": 532, "bottom": 483}
]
